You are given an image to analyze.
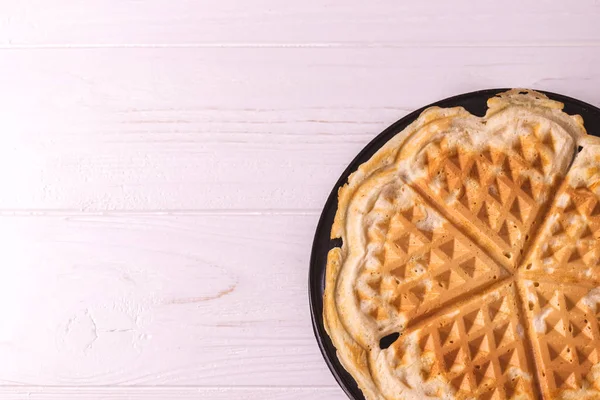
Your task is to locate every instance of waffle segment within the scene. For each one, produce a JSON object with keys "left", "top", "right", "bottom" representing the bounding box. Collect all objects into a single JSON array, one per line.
[
  {"left": 371, "top": 282, "right": 537, "bottom": 400},
  {"left": 521, "top": 146, "right": 600, "bottom": 284},
  {"left": 353, "top": 182, "right": 508, "bottom": 335},
  {"left": 519, "top": 280, "right": 600, "bottom": 399}
]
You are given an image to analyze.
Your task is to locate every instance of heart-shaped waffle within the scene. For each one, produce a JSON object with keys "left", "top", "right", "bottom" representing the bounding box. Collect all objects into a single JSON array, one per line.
[{"left": 324, "top": 89, "right": 600, "bottom": 399}]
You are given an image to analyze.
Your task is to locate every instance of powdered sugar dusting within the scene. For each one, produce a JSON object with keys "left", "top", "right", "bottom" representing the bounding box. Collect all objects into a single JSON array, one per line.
[
  {"left": 533, "top": 307, "right": 553, "bottom": 333},
  {"left": 374, "top": 332, "right": 457, "bottom": 400},
  {"left": 582, "top": 288, "right": 600, "bottom": 313},
  {"left": 414, "top": 207, "right": 445, "bottom": 232},
  {"left": 556, "top": 193, "right": 570, "bottom": 208}
]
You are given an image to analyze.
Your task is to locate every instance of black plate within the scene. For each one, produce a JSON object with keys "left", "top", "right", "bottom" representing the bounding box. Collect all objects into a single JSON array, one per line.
[{"left": 308, "top": 88, "right": 600, "bottom": 400}]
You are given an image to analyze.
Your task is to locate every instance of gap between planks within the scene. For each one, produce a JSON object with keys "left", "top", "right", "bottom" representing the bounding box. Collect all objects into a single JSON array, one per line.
[
  {"left": 0, "top": 385, "right": 338, "bottom": 389},
  {"left": 0, "top": 386, "right": 344, "bottom": 400},
  {"left": 1, "top": 42, "right": 600, "bottom": 50},
  {"left": 0, "top": 209, "right": 322, "bottom": 217}
]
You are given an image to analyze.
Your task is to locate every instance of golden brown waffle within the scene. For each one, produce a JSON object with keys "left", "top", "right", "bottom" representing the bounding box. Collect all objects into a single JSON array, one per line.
[
  {"left": 323, "top": 89, "right": 600, "bottom": 400},
  {"left": 354, "top": 182, "right": 507, "bottom": 335},
  {"left": 518, "top": 280, "right": 600, "bottom": 399},
  {"left": 397, "top": 103, "right": 575, "bottom": 270},
  {"left": 372, "top": 282, "right": 536, "bottom": 400},
  {"left": 522, "top": 145, "right": 600, "bottom": 285}
]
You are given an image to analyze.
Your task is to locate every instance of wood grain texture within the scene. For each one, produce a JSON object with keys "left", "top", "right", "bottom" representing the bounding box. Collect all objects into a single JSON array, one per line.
[
  {"left": 0, "top": 387, "right": 343, "bottom": 399},
  {"left": 1, "top": 47, "right": 599, "bottom": 211},
  {"left": 1, "top": 0, "right": 600, "bottom": 46},
  {"left": 0, "top": 214, "right": 333, "bottom": 387},
  {"left": 0, "top": 214, "right": 335, "bottom": 387}
]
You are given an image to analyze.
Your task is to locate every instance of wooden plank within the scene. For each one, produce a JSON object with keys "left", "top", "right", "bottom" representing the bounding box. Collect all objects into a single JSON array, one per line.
[
  {"left": 0, "top": 214, "right": 334, "bottom": 386},
  {"left": 0, "top": 387, "right": 343, "bottom": 399},
  {"left": 1, "top": 0, "right": 599, "bottom": 46},
  {"left": 0, "top": 46, "right": 599, "bottom": 211}
]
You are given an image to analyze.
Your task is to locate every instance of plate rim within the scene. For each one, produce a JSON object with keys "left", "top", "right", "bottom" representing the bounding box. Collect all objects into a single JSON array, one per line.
[{"left": 307, "top": 88, "right": 600, "bottom": 400}]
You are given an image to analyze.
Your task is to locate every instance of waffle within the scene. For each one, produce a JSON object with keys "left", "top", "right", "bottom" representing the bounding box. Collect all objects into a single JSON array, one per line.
[
  {"left": 521, "top": 145, "right": 600, "bottom": 284},
  {"left": 518, "top": 280, "right": 600, "bottom": 399},
  {"left": 323, "top": 89, "right": 600, "bottom": 399}
]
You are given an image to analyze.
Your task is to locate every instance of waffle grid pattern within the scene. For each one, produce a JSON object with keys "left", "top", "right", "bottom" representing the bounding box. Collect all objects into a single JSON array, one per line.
[
  {"left": 355, "top": 133, "right": 600, "bottom": 398},
  {"left": 520, "top": 281, "right": 600, "bottom": 396},
  {"left": 391, "top": 283, "right": 534, "bottom": 399},
  {"left": 525, "top": 184, "right": 600, "bottom": 282},
  {"left": 357, "top": 191, "right": 506, "bottom": 328},
  {"left": 412, "top": 122, "right": 559, "bottom": 269}
]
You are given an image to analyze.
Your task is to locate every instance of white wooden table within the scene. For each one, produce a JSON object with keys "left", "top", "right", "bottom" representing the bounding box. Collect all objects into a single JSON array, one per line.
[{"left": 1, "top": 1, "right": 599, "bottom": 399}]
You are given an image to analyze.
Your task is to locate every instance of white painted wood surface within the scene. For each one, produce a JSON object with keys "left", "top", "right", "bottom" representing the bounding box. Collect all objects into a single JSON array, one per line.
[{"left": 0, "top": 1, "right": 599, "bottom": 398}]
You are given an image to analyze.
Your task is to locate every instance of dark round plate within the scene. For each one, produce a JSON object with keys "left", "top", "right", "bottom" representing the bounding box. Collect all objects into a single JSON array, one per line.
[{"left": 308, "top": 88, "right": 600, "bottom": 400}]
